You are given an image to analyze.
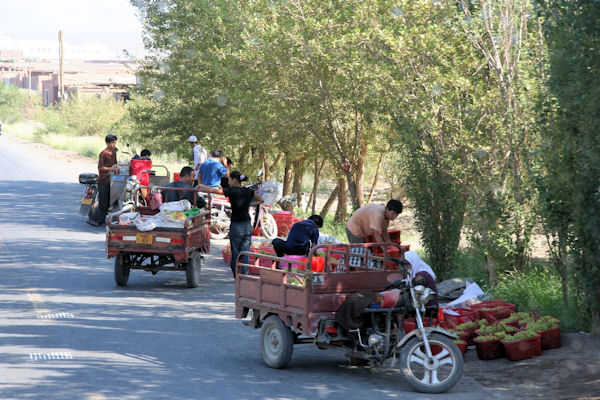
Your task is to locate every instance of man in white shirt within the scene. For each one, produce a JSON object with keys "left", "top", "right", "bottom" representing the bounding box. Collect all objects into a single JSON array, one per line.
[{"left": 188, "top": 135, "right": 209, "bottom": 184}]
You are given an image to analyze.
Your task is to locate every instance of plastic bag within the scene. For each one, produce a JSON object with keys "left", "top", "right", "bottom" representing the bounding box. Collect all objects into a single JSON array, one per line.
[
  {"left": 318, "top": 233, "right": 341, "bottom": 245},
  {"left": 118, "top": 212, "right": 140, "bottom": 225},
  {"left": 163, "top": 210, "right": 187, "bottom": 222},
  {"left": 160, "top": 199, "right": 191, "bottom": 212},
  {"left": 257, "top": 181, "right": 283, "bottom": 206},
  {"left": 134, "top": 215, "right": 157, "bottom": 231}
]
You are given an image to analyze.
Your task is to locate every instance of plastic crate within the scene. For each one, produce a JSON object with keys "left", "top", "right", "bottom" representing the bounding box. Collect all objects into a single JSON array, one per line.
[
  {"left": 479, "top": 306, "right": 514, "bottom": 322},
  {"left": 404, "top": 317, "right": 439, "bottom": 334},
  {"left": 474, "top": 337, "right": 505, "bottom": 360},
  {"left": 297, "top": 256, "right": 325, "bottom": 272},
  {"left": 537, "top": 327, "right": 561, "bottom": 350},
  {"left": 273, "top": 212, "right": 294, "bottom": 237},
  {"left": 502, "top": 336, "right": 541, "bottom": 361},
  {"left": 366, "top": 229, "right": 402, "bottom": 244},
  {"left": 442, "top": 308, "right": 478, "bottom": 329}
]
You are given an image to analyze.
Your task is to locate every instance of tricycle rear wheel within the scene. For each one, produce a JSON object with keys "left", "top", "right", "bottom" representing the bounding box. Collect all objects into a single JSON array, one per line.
[
  {"left": 260, "top": 315, "right": 293, "bottom": 369},
  {"left": 114, "top": 253, "right": 130, "bottom": 286},
  {"left": 185, "top": 251, "right": 202, "bottom": 288}
]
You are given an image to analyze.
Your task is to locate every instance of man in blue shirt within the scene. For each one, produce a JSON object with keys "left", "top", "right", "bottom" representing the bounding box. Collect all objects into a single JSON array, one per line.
[
  {"left": 198, "top": 149, "right": 229, "bottom": 187},
  {"left": 271, "top": 215, "right": 324, "bottom": 257}
]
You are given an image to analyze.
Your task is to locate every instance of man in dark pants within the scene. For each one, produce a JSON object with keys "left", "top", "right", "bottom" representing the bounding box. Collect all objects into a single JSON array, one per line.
[
  {"left": 271, "top": 215, "right": 324, "bottom": 257},
  {"left": 87, "top": 134, "right": 119, "bottom": 226}
]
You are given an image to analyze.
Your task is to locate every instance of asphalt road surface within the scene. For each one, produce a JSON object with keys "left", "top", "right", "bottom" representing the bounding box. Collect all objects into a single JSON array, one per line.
[{"left": 0, "top": 134, "right": 521, "bottom": 400}]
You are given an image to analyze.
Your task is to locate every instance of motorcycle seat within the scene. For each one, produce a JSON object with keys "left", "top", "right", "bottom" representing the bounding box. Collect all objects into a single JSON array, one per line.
[{"left": 79, "top": 173, "right": 98, "bottom": 184}]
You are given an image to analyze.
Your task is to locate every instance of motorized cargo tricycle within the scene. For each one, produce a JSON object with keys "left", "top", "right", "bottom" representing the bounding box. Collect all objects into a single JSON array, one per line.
[
  {"left": 105, "top": 186, "right": 210, "bottom": 288},
  {"left": 234, "top": 243, "right": 463, "bottom": 394}
]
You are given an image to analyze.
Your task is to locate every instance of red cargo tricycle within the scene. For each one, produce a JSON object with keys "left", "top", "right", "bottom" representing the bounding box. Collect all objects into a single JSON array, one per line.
[
  {"left": 105, "top": 187, "right": 210, "bottom": 288},
  {"left": 235, "top": 243, "right": 463, "bottom": 394}
]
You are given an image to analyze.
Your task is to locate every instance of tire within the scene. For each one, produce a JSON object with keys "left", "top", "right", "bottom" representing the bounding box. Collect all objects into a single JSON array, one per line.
[
  {"left": 186, "top": 251, "right": 202, "bottom": 288},
  {"left": 210, "top": 208, "right": 229, "bottom": 240},
  {"left": 114, "top": 253, "right": 130, "bottom": 286},
  {"left": 260, "top": 212, "right": 278, "bottom": 239},
  {"left": 260, "top": 315, "right": 294, "bottom": 369},
  {"left": 399, "top": 333, "right": 463, "bottom": 394}
]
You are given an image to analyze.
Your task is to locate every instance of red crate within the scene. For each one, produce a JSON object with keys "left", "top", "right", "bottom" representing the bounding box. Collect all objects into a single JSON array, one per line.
[
  {"left": 297, "top": 256, "right": 325, "bottom": 272},
  {"left": 273, "top": 212, "right": 294, "bottom": 237},
  {"left": 366, "top": 229, "right": 402, "bottom": 244},
  {"left": 537, "top": 327, "right": 561, "bottom": 350},
  {"left": 474, "top": 337, "right": 505, "bottom": 360},
  {"left": 479, "top": 306, "right": 514, "bottom": 322},
  {"left": 404, "top": 317, "right": 439, "bottom": 334},
  {"left": 502, "top": 336, "right": 541, "bottom": 361},
  {"left": 442, "top": 308, "right": 478, "bottom": 329}
]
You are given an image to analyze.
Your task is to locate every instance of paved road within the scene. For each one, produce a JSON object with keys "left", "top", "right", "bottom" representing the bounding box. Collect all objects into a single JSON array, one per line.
[{"left": 0, "top": 134, "right": 499, "bottom": 400}]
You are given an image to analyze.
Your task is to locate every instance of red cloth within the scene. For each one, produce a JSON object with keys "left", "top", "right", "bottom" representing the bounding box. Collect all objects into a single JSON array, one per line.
[{"left": 130, "top": 159, "right": 152, "bottom": 186}]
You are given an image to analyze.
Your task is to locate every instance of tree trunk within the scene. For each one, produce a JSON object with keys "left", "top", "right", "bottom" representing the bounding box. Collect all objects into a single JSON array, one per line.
[
  {"left": 308, "top": 159, "right": 326, "bottom": 214},
  {"left": 354, "top": 139, "right": 367, "bottom": 207},
  {"left": 344, "top": 170, "right": 361, "bottom": 211},
  {"left": 282, "top": 154, "right": 292, "bottom": 196},
  {"left": 481, "top": 227, "right": 497, "bottom": 286},
  {"left": 320, "top": 184, "right": 338, "bottom": 218},
  {"left": 366, "top": 154, "right": 384, "bottom": 203},
  {"left": 261, "top": 150, "right": 269, "bottom": 181},
  {"left": 268, "top": 152, "right": 282, "bottom": 176},
  {"left": 292, "top": 159, "right": 305, "bottom": 207},
  {"left": 334, "top": 177, "right": 347, "bottom": 223}
]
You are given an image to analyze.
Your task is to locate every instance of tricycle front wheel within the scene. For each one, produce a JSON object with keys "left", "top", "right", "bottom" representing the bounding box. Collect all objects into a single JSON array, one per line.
[
  {"left": 399, "top": 333, "right": 463, "bottom": 393},
  {"left": 114, "top": 253, "right": 130, "bottom": 286},
  {"left": 260, "top": 315, "right": 293, "bottom": 369}
]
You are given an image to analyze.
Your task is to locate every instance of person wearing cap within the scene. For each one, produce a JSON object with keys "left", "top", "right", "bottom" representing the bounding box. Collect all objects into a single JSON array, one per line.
[
  {"left": 196, "top": 171, "right": 264, "bottom": 277},
  {"left": 198, "top": 148, "right": 228, "bottom": 187},
  {"left": 188, "top": 135, "right": 209, "bottom": 185},
  {"left": 345, "top": 199, "right": 403, "bottom": 243}
]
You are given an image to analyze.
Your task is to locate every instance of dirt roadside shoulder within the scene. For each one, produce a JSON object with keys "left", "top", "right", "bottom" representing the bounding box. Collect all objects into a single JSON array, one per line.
[{"left": 463, "top": 332, "right": 600, "bottom": 399}]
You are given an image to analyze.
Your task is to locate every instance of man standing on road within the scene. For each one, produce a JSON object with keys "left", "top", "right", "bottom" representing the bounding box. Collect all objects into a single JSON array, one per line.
[
  {"left": 188, "top": 135, "right": 209, "bottom": 185},
  {"left": 197, "top": 171, "right": 264, "bottom": 277},
  {"left": 198, "top": 149, "right": 228, "bottom": 187},
  {"left": 345, "top": 200, "right": 403, "bottom": 243},
  {"left": 87, "top": 134, "right": 119, "bottom": 226}
]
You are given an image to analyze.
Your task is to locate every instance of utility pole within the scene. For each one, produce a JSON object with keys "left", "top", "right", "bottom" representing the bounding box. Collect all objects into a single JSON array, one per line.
[
  {"left": 28, "top": 62, "right": 31, "bottom": 101},
  {"left": 58, "top": 30, "right": 64, "bottom": 102}
]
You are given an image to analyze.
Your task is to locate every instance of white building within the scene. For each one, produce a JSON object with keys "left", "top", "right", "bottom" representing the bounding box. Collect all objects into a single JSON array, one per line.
[{"left": 0, "top": 30, "right": 120, "bottom": 61}]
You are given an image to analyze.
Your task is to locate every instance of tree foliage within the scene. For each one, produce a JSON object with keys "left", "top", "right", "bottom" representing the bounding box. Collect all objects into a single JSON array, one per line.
[{"left": 127, "top": 0, "right": 600, "bottom": 332}]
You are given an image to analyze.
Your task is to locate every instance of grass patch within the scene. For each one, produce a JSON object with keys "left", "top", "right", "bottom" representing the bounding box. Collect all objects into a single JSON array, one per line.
[{"left": 489, "top": 264, "right": 585, "bottom": 331}]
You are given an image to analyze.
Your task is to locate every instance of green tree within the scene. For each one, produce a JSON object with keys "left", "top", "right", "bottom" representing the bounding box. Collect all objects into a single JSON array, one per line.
[{"left": 535, "top": 0, "right": 600, "bottom": 334}]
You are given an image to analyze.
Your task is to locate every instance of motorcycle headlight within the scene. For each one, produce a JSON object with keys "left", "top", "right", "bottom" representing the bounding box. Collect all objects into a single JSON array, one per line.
[
  {"left": 125, "top": 180, "right": 134, "bottom": 192},
  {"left": 419, "top": 288, "right": 436, "bottom": 305},
  {"left": 413, "top": 285, "right": 425, "bottom": 295}
]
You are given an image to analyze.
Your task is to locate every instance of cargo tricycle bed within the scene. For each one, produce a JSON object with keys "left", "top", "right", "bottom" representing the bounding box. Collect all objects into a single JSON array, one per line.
[{"left": 235, "top": 243, "right": 406, "bottom": 336}]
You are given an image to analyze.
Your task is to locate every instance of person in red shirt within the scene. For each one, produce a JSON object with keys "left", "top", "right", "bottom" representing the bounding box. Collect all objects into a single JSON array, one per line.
[{"left": 87, "top": 134, "right": 119, "bottom": 226}]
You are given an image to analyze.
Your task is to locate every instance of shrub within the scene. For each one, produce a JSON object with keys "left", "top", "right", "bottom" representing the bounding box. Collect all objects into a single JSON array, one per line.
[
  {"left": 0, "top": 83, "right": 28, "bottom": 123},
  {"left": 60, "top": 95, "right": 127, "bottom": 136}
]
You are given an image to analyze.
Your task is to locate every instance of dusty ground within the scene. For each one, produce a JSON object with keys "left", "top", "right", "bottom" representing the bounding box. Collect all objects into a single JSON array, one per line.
[
  {"left": 463, "top": 332, "right": 600, "bottom": 399},
  {"left": 3, "top": 132, "right": 600, "bottom": 399}
]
